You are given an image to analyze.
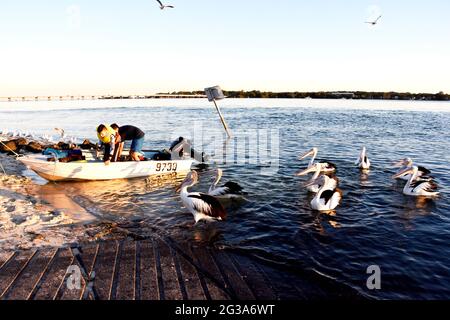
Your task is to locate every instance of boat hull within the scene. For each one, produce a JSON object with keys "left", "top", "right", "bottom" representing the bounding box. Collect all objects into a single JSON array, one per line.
[{"left": 19, "top": 155, "right": 194, "bottom": 182}]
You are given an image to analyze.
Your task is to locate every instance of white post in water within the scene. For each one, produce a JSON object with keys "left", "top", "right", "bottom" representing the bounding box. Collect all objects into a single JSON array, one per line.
[{"left": 205, "top": 86, "right": 232, "bottom": 138}]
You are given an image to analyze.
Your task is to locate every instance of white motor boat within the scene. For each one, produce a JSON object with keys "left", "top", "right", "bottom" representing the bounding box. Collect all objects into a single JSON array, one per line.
[{"left": 19, "top": 151, "right": 194, "bottom": 182}]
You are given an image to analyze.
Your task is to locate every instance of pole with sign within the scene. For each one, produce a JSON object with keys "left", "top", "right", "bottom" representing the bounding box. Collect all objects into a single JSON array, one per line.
[{"left": 204, "top": 86, "right": 232, "bottom": 138}]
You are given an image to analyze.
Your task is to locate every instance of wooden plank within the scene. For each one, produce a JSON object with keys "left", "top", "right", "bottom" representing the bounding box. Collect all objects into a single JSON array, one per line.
[
  {"left": 211, "top": 250, "right": 255, "bottom": 300},
  {"left": 190, "top": 245, "right": 230, "bottom": 300},
  {"left": 227, "top": 252, "right": 276, "bottom": 300},
  {"left": 173, "top": 250, "right": 206, "bottom": 300},
  {"left": 176, "top": 242, "right": 211, "bottom": 300},
  {"left": 139, "top": 239, "right": 159, "bottom": 300},
  {"left": 27, "top": 249, "right": 59, "bottom": 300},
  {"left": 0, "top": 252, "right": 15, "bottom": 271},
  {"left": 60, "top": 244, "right": 98, "bottom": 300},
  {"left": 31, "top": 248, "right": 74, "bottom": 300},
  {"left": 112, "top": 241, "right": 136, "bottom": 300},
  {"left": 154, "top": 238, "right": 165, "bottom": 299},
  {"left": 90, "top": 241, "right": 119, "bottom": 300},
  {"left": 0, "top": 250, "right": 36, "bottom": 299},
  {"left": 2, "top": 249, "right": 56, "bottom": 300},
  {"left": 156, "top": 239, "right": 183, "bottom": 300}
]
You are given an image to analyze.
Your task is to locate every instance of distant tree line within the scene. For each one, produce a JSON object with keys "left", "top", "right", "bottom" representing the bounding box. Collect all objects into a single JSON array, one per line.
[{"left": 169, "top": 90, "right": 449, "bottom": 101}]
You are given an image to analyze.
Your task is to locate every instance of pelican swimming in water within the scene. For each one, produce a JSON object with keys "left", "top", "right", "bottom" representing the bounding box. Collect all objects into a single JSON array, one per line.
[
  {"left": 177, "top": 171, "right": 227, "bottom": 224},
  {"left": 299, "top": 147, "right": 336, "bottom": 173},
  {"left": 208, "top": 168, "right": 246, "bottom": 199},
  {"left": 296, "top": 163, "right": 338, "bottom": 193},
  {"left": 355, "top": 147, "right": 371, "bottom": 170},
  {"left": 305, "top": 175, "right": 342, "bottom": 211},
  {"left": 393, "top": 158, "right": 432, "bottom": 181},
  {"left": 392, "top": 166, "right": 439, "bottom": 197}
]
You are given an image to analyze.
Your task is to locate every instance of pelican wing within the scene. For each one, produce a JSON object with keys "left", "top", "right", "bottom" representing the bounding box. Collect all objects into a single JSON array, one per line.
[
  {"left": 208, "top": 186, "right": 229, "bottom": 197},
  {"left": 322, "top": 161, "right": 336, "bottom": 170},
  {"left": 222, "top": 181, "right": 244, "bottom": 194},
  {"left": 418, "top": 166, "right": 431, "bottom": 175},
  {"left": 411, "top": 180, "right": 438, "bottom": 193},
  {"left": 320, "top": 190, "right": 335, "bottom": 205},
  {"left": 156, "top": 0, "right": 163, "bottom": 6},
  {"left": 188, "top": 194, "right": 227, "bottom": 220},
  {"left": 329, "top": 190, "right": 342, "bottom": 209}
]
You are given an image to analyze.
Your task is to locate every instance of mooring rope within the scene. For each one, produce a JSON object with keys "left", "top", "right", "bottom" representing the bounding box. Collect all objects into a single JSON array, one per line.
[
  {"left": 0, "top": 139, "right": 22, "bottom": 175},
  {"left": 0, "top": 139, "right": 22, "bottom": 158}
]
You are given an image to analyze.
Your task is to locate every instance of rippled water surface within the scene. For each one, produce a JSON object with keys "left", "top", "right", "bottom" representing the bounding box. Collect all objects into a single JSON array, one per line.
[{"left": 1, "top": 99, "right": 449, "bottom": 299}]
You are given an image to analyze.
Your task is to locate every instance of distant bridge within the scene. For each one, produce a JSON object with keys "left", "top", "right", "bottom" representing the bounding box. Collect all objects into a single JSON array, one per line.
[{"left": 0, "top": 94, "right": 207, "bottom": 102}]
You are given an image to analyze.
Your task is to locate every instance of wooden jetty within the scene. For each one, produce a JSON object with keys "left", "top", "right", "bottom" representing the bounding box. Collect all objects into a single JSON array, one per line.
[
  {"left": 0, "top": 236, "right": 362, "bottom": 300},
  {"left": 0, "top": 94, "right": 206, "bottom": 102}
]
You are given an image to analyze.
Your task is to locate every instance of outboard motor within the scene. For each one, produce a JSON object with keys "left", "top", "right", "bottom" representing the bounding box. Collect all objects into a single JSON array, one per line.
[{"left": 169, "top": 137, "right": 208, "bottom": 163}]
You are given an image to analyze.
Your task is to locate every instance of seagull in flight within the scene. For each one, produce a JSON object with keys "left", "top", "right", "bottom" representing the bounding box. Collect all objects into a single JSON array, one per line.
[
  {"left": 156, "top": 0, "right": 174, "bottom": 10},
  {"left": 366, "top": 15, "right": 382, "bottom": 25},
  {"left": 54, "top": 128, "right": 66, "bottom": 140}
]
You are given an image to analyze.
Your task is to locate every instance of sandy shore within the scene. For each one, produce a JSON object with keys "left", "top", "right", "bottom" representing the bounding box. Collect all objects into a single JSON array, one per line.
[
  {"left": 0, "top": 133, "right": 110, "bottom": 254},
  {"left": 0, "top": 152, "right": 85, "bottom": 252}
]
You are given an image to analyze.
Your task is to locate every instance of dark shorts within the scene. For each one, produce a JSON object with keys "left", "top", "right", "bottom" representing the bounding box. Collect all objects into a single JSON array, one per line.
[{"left": 130, "top": 137, "right": 144, "bottom": 153}]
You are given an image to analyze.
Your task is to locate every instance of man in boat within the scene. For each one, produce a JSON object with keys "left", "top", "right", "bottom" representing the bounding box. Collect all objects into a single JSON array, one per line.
[
  {"left": 96, "top": 124, "right": 118, "bottom": 165},
  {"left": 110, "top": 124, "right": 145, "bottom": 162}
]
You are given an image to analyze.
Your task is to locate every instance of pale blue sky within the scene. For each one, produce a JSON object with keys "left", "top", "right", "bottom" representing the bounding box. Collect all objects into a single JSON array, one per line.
[{"left": 1, "top": 0, "right": 449, "bottom": 96}]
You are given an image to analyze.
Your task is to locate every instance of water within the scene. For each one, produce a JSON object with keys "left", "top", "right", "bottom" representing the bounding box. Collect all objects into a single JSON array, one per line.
[{"left": 1, "top": 98, "right": 450, "bottom": 299}]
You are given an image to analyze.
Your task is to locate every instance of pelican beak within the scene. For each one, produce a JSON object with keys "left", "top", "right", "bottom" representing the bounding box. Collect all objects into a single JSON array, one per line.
[
  {"left": 304, "top": 177, "right": 320, "bottom": 188},
  {"left": 299, "top": 148, "right": 314, "bottom": 160},
  {"left": 175, "top": 184, "right": 182, "bottom": 193},
  {"left": 295, "top": 166, "right": 316, "bottom": 176},
  {"left": 392, "top": 167, "right": 413, "bottom": 179}
]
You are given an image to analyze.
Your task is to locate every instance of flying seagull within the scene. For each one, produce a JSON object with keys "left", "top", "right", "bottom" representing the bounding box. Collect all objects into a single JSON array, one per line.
[
  {"left": 54, "top": 128, "right": 66, "bottom": 140},
  {"left": 156, "top": 0, "right": 174, "bottom": 10},
  {"left": 366, "top": 15, "right": 382, "bottom": 25}
]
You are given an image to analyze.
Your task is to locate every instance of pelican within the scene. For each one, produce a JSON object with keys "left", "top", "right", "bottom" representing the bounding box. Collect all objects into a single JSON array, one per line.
[
  {"left": 156, "top": 0, "right": 174, "bottom": 10},
  {"left": 208, "top": 169, "right": 246, "bottom": 199},
  {"left": 366, "top": 15, "right": 382, "bottom": 25},
  {"left": 355, "top": 147, "right": 371, "bottom": 170},
  {"left": 299, "top": 147, "right": 336, "bottom": 173},
  {"left": 296, "top": 163, "right": 338, "bottom": 193},
  {"left": 305, "top": 175, "right": 342, "bottom": 211},
  {"left": 393, "top": 158, "right": 431, "bottom": 181},
  {"left": 176, "top": 171, "right": 227, "bottom": 224},
  {"left": 392, "top": 166, "right": 439, "bottom": 197}
]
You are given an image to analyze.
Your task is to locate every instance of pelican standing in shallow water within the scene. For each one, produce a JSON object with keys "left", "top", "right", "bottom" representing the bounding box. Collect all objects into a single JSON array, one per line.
[
  {"left": 299, "top": 147, "right": 336, "bottom": 173},
  {"left": 393, "top": 158, "right": 432, "bottom": 181},
  {"left": 355, "top": 147, "right": 371, "bottom": 170},
  {"left": 296, "top": 163, "right": 338, "bottom": 193},
  {"left": 208, "top": 169, "right": 246, "bottom": 199},
  {"left": 305, "top": 175, "right": 342, "bottom": 211},
  {"left": 177, "top": 171, "right": 227, "bottom": 224},
  {"left": 392, "top": 166, "right": 439, "bottom": 197}
]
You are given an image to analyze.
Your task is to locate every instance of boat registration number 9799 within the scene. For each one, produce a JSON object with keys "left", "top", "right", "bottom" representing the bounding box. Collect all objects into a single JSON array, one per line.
[{"left": 155, "top": 162, "right": 178, "bottom": 172}]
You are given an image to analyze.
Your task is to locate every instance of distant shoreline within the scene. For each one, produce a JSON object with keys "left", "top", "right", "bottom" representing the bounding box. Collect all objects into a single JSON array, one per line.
[{"left": 1, "top": 90, "right": 449, "bottom": 102}]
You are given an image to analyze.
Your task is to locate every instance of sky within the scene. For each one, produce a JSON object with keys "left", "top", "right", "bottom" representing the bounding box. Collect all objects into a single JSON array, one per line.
[{"left": 1, "top": 0, "right": 449, "bottom": 96}]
